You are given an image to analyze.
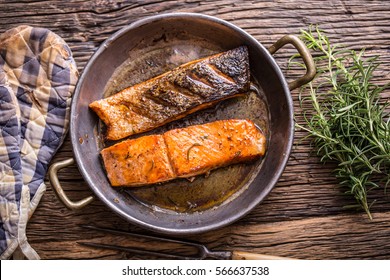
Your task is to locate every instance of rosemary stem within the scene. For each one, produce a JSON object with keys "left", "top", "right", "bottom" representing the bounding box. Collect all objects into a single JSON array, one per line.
[{"left": 294, "top": 25, "right": 390, "bottom": 219}]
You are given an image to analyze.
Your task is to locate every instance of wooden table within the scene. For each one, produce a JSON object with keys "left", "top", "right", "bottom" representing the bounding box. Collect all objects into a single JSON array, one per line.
[{"left": 2, "top": 0, "right": 390, "bottom": 260}]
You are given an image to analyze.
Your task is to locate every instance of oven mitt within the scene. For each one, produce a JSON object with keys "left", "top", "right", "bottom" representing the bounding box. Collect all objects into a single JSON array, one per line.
[{"left": 0, "top": 26, "right": 78, "bottom": 259}]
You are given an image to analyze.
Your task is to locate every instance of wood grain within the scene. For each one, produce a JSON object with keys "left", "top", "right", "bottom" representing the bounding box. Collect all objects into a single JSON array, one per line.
[{"left": 1, "top": 0, "right": 390, "bottom": 260}]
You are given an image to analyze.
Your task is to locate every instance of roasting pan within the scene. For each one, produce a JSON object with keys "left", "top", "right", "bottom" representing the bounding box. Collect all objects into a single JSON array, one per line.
[{"left": 49, "top": 13, "right": 315, "bottom": 235}]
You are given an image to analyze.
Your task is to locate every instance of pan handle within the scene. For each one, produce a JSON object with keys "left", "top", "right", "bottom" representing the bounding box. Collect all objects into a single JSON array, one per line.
[
  {"left": 48, "top": 158, "right": 94, "bottom": 210},
  {"left": 232, "top": 251, "right": 295, "bottom": 260},
  {"left": 268, "top": 34, "right": 316, "bottom": 91}
]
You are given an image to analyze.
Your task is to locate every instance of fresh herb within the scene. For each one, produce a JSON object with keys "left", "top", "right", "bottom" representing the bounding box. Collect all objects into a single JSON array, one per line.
[
  {"left": 186, "top": 143, "right": 202, "bottom": 160},
  {"left": 149, "top": 160, "right": 155, "bottom": 172},
  {"left": 291, "top": 26, "right": 390, "bottom": 219},
  {"left": 167, "top": 196, "right": 178, "bottom": 207}
]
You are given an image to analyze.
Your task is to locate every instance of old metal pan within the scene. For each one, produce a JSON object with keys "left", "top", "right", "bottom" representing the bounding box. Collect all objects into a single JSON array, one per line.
[{"left": 49, "top": 13, "right": 315, "bottom": 235}]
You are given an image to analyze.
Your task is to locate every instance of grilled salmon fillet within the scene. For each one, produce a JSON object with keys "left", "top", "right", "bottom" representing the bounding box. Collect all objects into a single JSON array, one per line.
[
  {"left": 100, "top": 119, "right": 266, "bottom": 187},
  {"left": 89, "top": 46, "right": 250, "bottom": 141}
]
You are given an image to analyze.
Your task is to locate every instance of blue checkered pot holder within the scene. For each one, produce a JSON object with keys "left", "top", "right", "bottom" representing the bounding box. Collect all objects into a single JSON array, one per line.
[{"left": 0, "top": 26, "right": 78, "bottom": 259}]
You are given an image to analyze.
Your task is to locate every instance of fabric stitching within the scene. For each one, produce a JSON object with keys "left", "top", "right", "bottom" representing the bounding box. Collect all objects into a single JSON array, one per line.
[
  {"left": 1, "top": 27, "right": 74, "bottom": 175},
  {"left": 1, "top": 39, "right": 74, "bottom": 103},
  {"left": 0, "top": 118, "right": 20, "bottom": 146},
  {"left": 5, "top": 80, "right": 70, "bottom": 134},
  {"left": 0, "top": 118, "right": 22, "bottom": 170}
]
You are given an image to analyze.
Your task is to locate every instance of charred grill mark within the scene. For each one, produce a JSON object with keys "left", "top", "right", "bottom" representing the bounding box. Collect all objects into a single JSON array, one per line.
[
  {"left": 171, "top": 48, "right": 250, "bottom": 101},
  {"left": 144, "top": 85, "right": 176, "bottom": 107},
  {"left": 173, "top": 69, "right": 215, "bottom": 98},
  {"left": 192, "top": 62, "right": 239, "bottom": 96},
  {"left": 187, "top": 72, "right": 216, "bottom": 94},
  {"left": 145, "top": 81, "right": 202, "bottom": 110},
  {"left": 169, "top": 82, "right": 205, "bottom": 101},
  {"left": 137, "top": 102, "right": 174, "bottom": 121},
  {"left": 210, "top": 46, "right": 250, "bottom": 90},
  {"left": 206, "top": 63, "right": 236, "bottom": 84},
  {"left": 189, "top": 66, "right": 214, "bottom": 88},
  {"left": 124, "top": 98, "right": 163, "bottom": 121},
  {"left": 166, "top": 71, "right": 206, "bottom": 100}
]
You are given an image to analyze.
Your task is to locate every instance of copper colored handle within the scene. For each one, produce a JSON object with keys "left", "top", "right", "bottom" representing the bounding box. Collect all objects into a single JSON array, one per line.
[
  {"left": 232, "top": 251, "right": 295, "bottom": 260},
  {"left": 268, "top": 34, "right": 316, "bottom": 91},
  {"left": 48, "top": 158, "right": 94, "bottom": 210}
]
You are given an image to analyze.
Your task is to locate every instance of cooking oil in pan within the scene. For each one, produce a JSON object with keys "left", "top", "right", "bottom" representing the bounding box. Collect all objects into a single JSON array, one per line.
[{"left": 101, "top": 33, "right": 269, "bottom": 213}]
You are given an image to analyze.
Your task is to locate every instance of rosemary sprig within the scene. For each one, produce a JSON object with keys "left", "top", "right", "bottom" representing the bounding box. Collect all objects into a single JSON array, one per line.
[
  {"left": 186, "top": 143, "right": 202, "bottom": 160},
  {"left": 292, "top": 26, "right": 390, "bottom": 219}
]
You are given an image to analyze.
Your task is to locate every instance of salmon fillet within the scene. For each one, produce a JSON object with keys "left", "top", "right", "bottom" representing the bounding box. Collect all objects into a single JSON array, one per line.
[
  {"left": 100, "top": 134, "right": 175, "bottom": 187},
  {"left": 100, "top": 119, "right": 266, "bottom": 187},
  {"left": 89, "top": 46, "right": 250, "bottom": 141}
]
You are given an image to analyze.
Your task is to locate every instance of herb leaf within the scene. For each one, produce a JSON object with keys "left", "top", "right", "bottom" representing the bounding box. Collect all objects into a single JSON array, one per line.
[{"left": 186, "top": 143, "right": 202, "bottom": 161}]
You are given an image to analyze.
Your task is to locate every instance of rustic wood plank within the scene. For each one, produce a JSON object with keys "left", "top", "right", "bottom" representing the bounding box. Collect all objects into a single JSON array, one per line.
[
  {"left": 1, "top": 0, "right": 389, "bottom": 259},
  {"left": 28, "top": 210, "right": 390, "bottom": 260}
]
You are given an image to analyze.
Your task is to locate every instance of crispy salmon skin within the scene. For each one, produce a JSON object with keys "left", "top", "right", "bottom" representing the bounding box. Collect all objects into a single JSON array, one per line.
[
  {"left": 89, "top": 46, "right": 250, "bottom": 141},
  {"left": 100, "top": 119, "right": 266, "bottom": 187}
]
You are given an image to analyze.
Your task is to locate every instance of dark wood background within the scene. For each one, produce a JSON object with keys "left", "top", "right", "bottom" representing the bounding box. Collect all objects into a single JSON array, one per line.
[{"left": 1, "top": 0, "right": 390, "bottom": 259}]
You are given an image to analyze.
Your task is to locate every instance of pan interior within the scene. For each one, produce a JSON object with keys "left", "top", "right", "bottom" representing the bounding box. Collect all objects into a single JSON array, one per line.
[{"left": 98, "top": 30, "right": 270, "bottom": 213}]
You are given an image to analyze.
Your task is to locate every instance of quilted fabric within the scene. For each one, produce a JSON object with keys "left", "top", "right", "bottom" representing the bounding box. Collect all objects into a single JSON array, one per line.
[
  {"left": 0, "top": 26, "right": 78, "bottom": 259},
  {"left": 0, "top": 73, "right": 22, "bottom": 258}
]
